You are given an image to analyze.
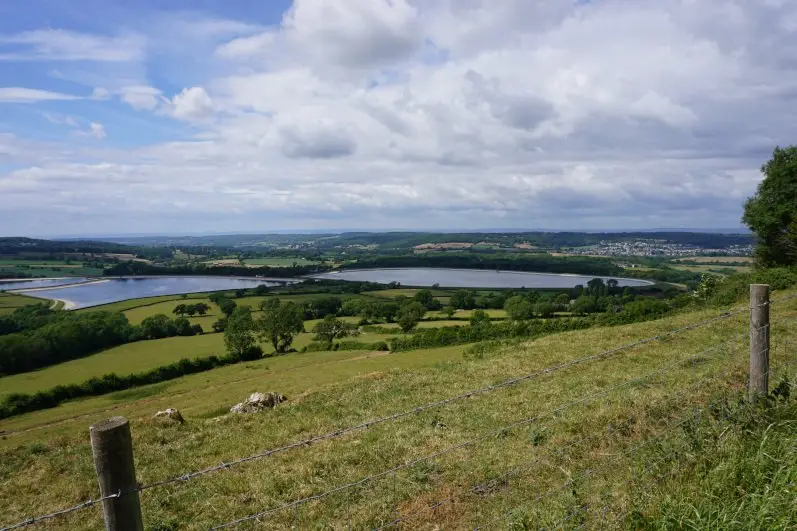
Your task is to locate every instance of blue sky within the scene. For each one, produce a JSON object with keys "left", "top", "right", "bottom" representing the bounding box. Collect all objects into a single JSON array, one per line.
[{"left": 0, "top": 0, "right": 794, "bottom": 236}]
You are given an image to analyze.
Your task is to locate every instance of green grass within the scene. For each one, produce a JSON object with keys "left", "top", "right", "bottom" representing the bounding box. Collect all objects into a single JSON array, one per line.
[
  {"left": 379, "top": 319, "right": 468, "bottom": 329},
  {"left": 122, "top": 298, "right": 217, "bottom": 325},
  {"left": 0, "top": 292, "right": 42, "bottom": 315},
  {"left": 243, "top": 257, "right": 320, "bottom": 267},
  {"left": 1, "top": 294, "right": 796, "bottom": 529},
  {"left": 427, "top": 309, "right": 508, "bottom": 319},
  {"left": 0, "top": 263, "right": 105, "bottom": 277},
  {"left": 76, "top": 293, "right": 211, "bottom": 314},
  {"left": 0, "top": 324, "right": 396, "bottom": 399}
]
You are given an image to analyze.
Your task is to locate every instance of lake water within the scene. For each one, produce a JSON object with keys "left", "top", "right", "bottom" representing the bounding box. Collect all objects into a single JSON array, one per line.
[
  {"left": 15, "top": 276, "right": 292, "bottom": 309},
  {"left": 0, "top": 277, "right": 92, "bottom": 290},
  {"left": 310, "top": 268, "right": 654, "bottom": 289}
]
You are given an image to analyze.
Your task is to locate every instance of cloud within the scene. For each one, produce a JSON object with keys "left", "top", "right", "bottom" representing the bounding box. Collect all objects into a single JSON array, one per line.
[
  {"left": 120, "top": 86, "right": 163, "bottom": 110},
  {"left": 87, "top": 123, "right": 106, "bottom": 140},
  {"left": 169, "top": 87, "right": 214, "bottom": 122},
  {"left": 91, "top": 87, "right": 111, "bottom": 100},
  {"left": 0, "top": 29, "right": 145, "bottom": 62},
  {"left": 284, "top": 0, "right": 421, "bottom": 67},
  {"left": 0, "top": 87, "right": 82, "bottom": 103},
  {"left": 3, "top": 0, "right": 797, "bottom": 234}
]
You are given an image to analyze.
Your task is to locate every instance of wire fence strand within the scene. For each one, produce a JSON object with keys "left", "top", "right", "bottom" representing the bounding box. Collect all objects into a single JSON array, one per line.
[
  {"left": 3, "top": 294, "right": 796, "bottom": 531},
  {"left": 209, "top": 323, "right": 764, "bottom": 529}
]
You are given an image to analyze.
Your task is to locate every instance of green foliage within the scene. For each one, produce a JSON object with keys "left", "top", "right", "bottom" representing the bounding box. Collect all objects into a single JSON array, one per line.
[
  {"left": 217, "top": 298, "right": 237, "bottom": 317},
  {"left": 534, "top": 301, "right": 555, "bottom": 318},
  {"left": 258, "top": 298, "right": 305, "bottom": 353},
  {"left": 413, "top": 289, "right": 442, "bottom": 310},
  {"left": 469, "top": 309, "right": 491, "bottom": 327},
  {"left": 397, "top": 301, "right": 426, "bottom": 332},
  {"left": 390, "top": 317, "right": 594, "bottom": 352},
  {"left": 224, "top": 307, "right": 260, "bottom": 360},
  {"left": 450, "top": 290, "right": 477, "bottom": 310},
  {"left": 0, "top": 310, "right": 137, "bottom": 376},
  {"left": 312, "top": 315, "right": 357, "bottom": 344},
  {"left": 504, "top": 295, "right": 533, "bottom": 321},
  {"left": 743, "top": 146, "right": 797, "bottom": 266},
  {"left": 0, "top": 353, "right": 243, "bottom": 419}
]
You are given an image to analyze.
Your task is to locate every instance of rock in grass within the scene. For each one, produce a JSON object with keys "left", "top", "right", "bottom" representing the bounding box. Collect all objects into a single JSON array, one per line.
[
  {"left": 153, "top": 408, "right": 185, "bottom": 424},
  {"left": 230, "top": 392, "right": 287, "bottom": 414}
]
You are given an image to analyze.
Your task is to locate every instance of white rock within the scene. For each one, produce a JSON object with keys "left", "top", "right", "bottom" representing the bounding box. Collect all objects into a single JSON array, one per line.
[
  {"left": 154, "top": 408, "right": 184, "bottom": 423},
  {"left": 230, "top": 392, "right": 287, "bottom": 414}
]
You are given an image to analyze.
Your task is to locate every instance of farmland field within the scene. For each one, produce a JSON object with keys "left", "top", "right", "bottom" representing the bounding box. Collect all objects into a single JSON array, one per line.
[
  {"left": 0, "top": 292, "right": 42, "bottom": 315},
  {"left": 243, "top": 257, "right": 321, "bottom": 267},
  {"left": 0, "top": 321, "right": 397, "bottom": 399},
  {"left": 2, "top": 293, "right": 796, "bottom": 530}
]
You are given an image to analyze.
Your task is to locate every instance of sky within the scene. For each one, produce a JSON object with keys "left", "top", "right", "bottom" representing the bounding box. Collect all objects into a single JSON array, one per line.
[{"left": 1, "top": 0, "right": 795, "bottom": 237}]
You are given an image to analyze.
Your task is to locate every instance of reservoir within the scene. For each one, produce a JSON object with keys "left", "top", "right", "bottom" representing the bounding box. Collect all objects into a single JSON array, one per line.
[
  {"left": 310, "top": 268, "right": 654, "bottom": 289},
  {"left": 13, "top": 276, "right": 293, "bottom": 309},
  {"left": 0, "top": 277, "right": 93, "bottom": 290}
]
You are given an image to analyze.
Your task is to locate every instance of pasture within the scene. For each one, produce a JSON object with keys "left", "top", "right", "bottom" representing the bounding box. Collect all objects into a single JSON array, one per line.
[
  {"left": 2, "top": 294, "right": 796, "bottom": 529},
  {"left": 0, "top": 292, "right": 42, "bottom": 315},
  {"left": 243, "top": 257, "right": 321, "bottom": 267}
]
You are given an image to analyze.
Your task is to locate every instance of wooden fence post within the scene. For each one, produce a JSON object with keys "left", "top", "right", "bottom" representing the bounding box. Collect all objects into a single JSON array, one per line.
[
  {"left": 749, "top": 284, "right": 770, "bottom": 401},
  {"left": 90, "top": 416, "right": 144, "bottom": 531}
]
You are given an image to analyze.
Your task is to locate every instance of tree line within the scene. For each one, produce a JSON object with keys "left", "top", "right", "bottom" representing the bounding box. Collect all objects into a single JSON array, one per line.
[{"left": 0, "top": 305, "right": 202, "bottom": 376}]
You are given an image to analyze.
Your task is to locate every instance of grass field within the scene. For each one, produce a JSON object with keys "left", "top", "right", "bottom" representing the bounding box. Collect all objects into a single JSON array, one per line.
[
  {"left": 2, "top": 291, "right": 796, "bottom": 529},
  {"left": 669, "top": 263, "right": 751, "bottom": 275},
  {"left": 680, "top": 256, "right": 754, "bottom": 264},
  {"left": 0, "top": 260, "right": 105, "bottom": 278},
  {"left": 243, "top": 257, "right": 321, "bottom": 267},
  {"left": 0, "top": 323, "right": 397, "bottom": 399},
  {"left": 0, "top": 292, "right": 42, "bottom": 315}
]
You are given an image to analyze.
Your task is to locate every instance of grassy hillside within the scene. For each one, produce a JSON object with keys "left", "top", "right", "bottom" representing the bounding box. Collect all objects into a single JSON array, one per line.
[{"left": 2, "top": 292, "right": 795, "bottom": 529}]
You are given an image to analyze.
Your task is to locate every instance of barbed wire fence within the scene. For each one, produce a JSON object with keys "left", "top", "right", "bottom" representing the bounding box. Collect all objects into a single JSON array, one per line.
[{"left": 2, "top": 285, "right": 795, "bottom": 531}]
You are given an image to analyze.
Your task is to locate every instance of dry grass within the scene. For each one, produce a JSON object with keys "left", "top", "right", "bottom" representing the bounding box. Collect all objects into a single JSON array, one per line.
[{"left": 2, "top": 294, "right": 796, "bottom": 530}]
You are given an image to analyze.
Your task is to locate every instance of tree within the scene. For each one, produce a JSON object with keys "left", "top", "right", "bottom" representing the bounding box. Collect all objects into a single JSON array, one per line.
[
  {"left": 258, "top": 299, "right": 305, "bottom": 353},
  {"left": 312, "top": 315, "right": 355, "bottom": 345},
  {"left": 450, "top": 290, "right": 476, "bottom": 310},
  {"left": 534, "top": 301, "right": 555, "bottom": 318},
  {"left": 212, "top": 317, "right": 227, "bottom": 333},
  {"left": 224, "top": 307, "right": 261, "bottom": 360},
  {"left": 442, "top": 305, "right": 456, "bottom": 319},
  {"left": 217, "top": 298, "right": 237, "bottom": 317},
  {"left": 140, "top": 314, "right": 175, "bottom": 340},
  {"left": 469, "top": 309, "right": 491, "bottom": 327},
  {"left": 694, "top": 273, "right": 719, "bottom": 303},
  {"left": 193, "top": 303, "right": 209, "bottom": 316},
  {"left": 743, "top": 146, "right": 797, "bottom": 266},
  {"left": 504, "top": 295, "right": 532, "bottom": 321},
  {"left": 172, "top": 304, "right": 187, "bottom": 316},
  {"left": 397, "top": 301, "right": 425, "bottom": 332},
  {"left": 572, "top": 296, "right": 598, "bottom": 315},
  {"left": 413, "top": 289, "right": 441, "bottom": 310}
]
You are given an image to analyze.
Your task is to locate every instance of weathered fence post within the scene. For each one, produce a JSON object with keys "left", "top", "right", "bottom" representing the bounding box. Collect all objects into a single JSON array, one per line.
[
  {"left": 749, "top": 284, "right": 770, "bottom": 401},
  {"left": 90, "top": 416, "right": 144, "bottom": 531}
]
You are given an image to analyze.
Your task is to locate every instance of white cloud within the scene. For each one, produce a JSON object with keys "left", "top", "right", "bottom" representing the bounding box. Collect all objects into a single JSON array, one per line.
[
  {"left": 169, "top": 87, "right": 214, "bottom": 121},
  {"left": 91, "top": 87, "right": 111, "bottom": 100},
  {"left": 120, "top": 85, "right": 163, "bottom": 110},
  {"left": 3, "top": 0, "right": 797, "bottom": 233},
  {"left": 0, "top": 87, "right": 82, "bottom": 103},
  {"left": 87, "top": 123, "right": 106, "bottom": 140},
  {"left": 215, "top": 32, "right": 277, "bottom": 59},
  {"left": 283, "top": 0, "right": 422, "bottom": 68},
  {"left": 0, "top": 29, "right": 145, "bottom": 62}
]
